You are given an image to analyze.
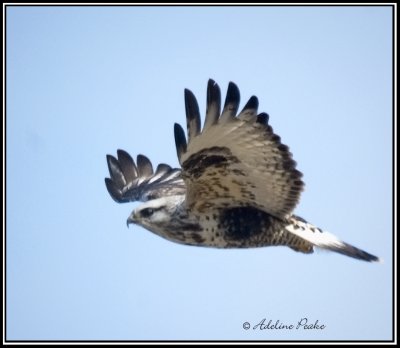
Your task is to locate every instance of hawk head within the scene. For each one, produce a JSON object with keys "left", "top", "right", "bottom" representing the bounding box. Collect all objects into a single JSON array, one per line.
[
  {"left": 126, "top": 195, "right": 201, "bottom": 244},
  {"left": 127, "top": 196, "right": 178, "bottom": 227}
]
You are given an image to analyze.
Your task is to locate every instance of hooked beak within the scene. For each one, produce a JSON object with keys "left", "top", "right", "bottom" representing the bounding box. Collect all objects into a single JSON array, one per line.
[{"left": 126, "top": 211, "right": 137, "bottom": 228}]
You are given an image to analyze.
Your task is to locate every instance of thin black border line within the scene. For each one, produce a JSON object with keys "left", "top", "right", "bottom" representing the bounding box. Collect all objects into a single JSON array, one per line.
[
  {"left": 2, "top": 3, "right": 398, "bottom": 7},
  {"left": 2, "top": 339, "right": 397, "bottom": 343},
  {"left": 3, "top": 3, "right": 396, "bottom": 344},
  {"left": 391, "top": 1, "right": 398, "bottom": 345},
  {"left": 3, "top": 2, "right": 7, "bottom": 346}
]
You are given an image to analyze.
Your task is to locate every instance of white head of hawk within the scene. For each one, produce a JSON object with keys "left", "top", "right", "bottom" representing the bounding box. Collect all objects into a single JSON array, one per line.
[{"left": 105, "top": 79, "right": 380, "bottom": 262}]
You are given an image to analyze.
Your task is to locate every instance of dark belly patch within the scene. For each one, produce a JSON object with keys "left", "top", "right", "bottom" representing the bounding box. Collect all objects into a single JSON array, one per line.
[{"left": 219, "top": 206, "right": 272, "bottom": 241}]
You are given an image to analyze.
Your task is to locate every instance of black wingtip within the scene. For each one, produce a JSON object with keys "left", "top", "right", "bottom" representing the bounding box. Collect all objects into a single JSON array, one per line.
[
  {"left": 207, "top": 79, "right": 220, "bottom": 107},
  {"left": 106, "top": 154, "right": 126, "bottom": 187},
  {"left": 106, "top": 154, "right": 115, "bottom": 172},
  {"left": 238, "top": 95, "right": 259, "bottom": 120},
  {"left": 243, "top": 96, "right": 259, "bottom": 111},
  {"left": 204, "top": 79, "right": 221, "bottom": 129},
  {"left": 220, "top": 81, "right": 240, "bottom": 120},
  {"left": 225, "top": 82, "right": 240, "bottom": 108},
  {"left": 117, "top": 149, "right": 134, "bottom": 162},
  {"left": 116, "top": 149, "right": 137, "bottom": 182},
  {"left": 184, "top": 88, "right": 201, "bottom": 140},
  {"left": 174, "top": 122, "right": 187, "bottom": 163},
  {"left": 137, "top": 154, "right": 154, "bottom": 177},
  {"left": 105, "top": 177, "right": 125, "bottom": 203},
  {"left": 155, "top": 163, "right": 172, "bottom": 176},
  {"left": 256, "top": 112, "right": 269, "bottom": 125}
]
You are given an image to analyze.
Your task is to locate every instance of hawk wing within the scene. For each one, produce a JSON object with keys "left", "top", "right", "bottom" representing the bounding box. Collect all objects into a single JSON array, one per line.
[
  {"left": 105, "top": 149, "right": 185, "bottom": 203},
  {"left": 174, "top": 79, "right": 304, "bottom": 219}
]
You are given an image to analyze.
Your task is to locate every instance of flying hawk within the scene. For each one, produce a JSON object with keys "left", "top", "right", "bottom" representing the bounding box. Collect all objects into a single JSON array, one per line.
[{"left": 105, "top": 79, "right": 380, "bottom": 262}]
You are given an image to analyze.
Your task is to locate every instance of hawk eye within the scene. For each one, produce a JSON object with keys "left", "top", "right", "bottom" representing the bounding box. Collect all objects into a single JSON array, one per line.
[{"left": 141, "top": 208, "right": 154, "bottom": 218}]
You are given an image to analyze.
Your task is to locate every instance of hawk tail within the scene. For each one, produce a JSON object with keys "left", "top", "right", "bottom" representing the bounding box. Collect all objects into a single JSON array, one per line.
[{"left": 286, "top": 216, "right": 382, "bottom": 263}]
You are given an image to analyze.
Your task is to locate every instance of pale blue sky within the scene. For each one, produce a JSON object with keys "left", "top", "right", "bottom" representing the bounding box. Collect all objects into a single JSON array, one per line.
[{"left": 6, "top": 6, "right": 393, "bottom": 341}]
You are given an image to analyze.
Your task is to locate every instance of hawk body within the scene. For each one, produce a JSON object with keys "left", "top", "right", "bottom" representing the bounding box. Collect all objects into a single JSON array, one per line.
[{"left": 105, "top": 79, "right": 380, "bottom": 262}]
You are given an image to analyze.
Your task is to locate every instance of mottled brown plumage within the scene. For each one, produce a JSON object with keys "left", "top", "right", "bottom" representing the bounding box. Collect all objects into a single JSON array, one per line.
[{"left": 105, "top": 79, "right": 380, "bottom": 262}]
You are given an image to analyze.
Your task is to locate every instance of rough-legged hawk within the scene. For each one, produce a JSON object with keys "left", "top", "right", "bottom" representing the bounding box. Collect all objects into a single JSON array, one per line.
[{"left": 105, "top": 79, "right": 380, "bottom": 262}]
